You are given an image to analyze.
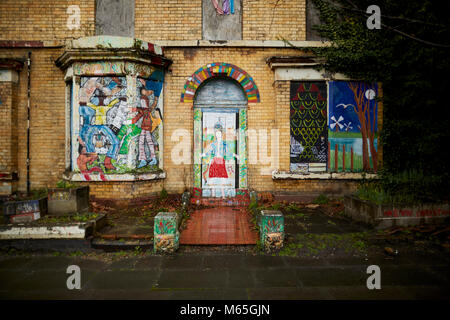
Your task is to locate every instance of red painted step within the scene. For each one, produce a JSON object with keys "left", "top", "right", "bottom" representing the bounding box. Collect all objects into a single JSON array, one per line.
[{"left": 180, "top": 207, "right": 258, "bottom": 245}]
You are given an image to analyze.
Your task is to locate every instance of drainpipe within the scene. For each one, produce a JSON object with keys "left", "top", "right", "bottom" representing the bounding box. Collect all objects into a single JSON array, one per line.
[{"left": 26, "top": 52, "right": 31, "bottom": 193}]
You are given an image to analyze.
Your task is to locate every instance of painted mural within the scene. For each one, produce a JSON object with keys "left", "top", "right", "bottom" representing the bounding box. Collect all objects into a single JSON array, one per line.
[
  {"left": 192, "top": 75, "right": 249, "bottom": 199},
  {"left": 134, "top": 77, "right": 163, "bottom": 169},
  {"left": 329, "top": 81, "right": 378, "bottom": 172},
  {"left": 75, "top": 75, "right": 164, "bottom": 179},
  {"left": 211, "top": 0, "right": 235, "bottom": 15},
  {"left": 201, "top": 111, "right": 238, "bottom": 198},
  {"left": 193, "top": 108, "right": 203, "bottom": 191},
  {"left": 181, "top": 63, "right": 260, "bottom": 104},
  {"left": 289, "top": 82, "right": 328, "bottom": 172}
]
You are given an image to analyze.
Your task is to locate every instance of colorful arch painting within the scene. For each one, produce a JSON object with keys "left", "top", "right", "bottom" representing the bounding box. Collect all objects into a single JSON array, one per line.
[{"left": 180, "top": 63, "right": 260, "bottom": 103}]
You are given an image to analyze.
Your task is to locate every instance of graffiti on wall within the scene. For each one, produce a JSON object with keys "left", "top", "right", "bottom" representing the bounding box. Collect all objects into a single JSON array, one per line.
[
  {"left": 203, "top": 1, "right": 242, "bottom": 41},
  {"left": 329, "top": 81, "right": 378, "bottom": 172},
  {"left": 211, "top": 0, "right": 235, "bottom": 15},
  {"left": 289, "top": 82, "right": 328, "bottom": 172},
  {"left": 75, "top": 75, "right": 163, "bottom": 179}
]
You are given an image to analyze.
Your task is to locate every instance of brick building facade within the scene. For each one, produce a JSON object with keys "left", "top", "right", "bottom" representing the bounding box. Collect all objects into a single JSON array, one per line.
[{"left": 0, "top": 0, "right": 382, "bottom": 201}]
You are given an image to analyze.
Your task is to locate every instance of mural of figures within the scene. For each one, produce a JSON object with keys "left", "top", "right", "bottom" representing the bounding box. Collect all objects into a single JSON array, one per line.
[
  {"left": 78, "top": 76, "right": 126, "bottom": 176},
  {"left": 133, "top": 78, "right": 163, "bottom": 169},
  {"left": 290, "top": 82, "right": 328, "bottom": 172},
  {"left": 200, "top": 112, "right": 238, "bottom": 198},
  {"left": 75, "top": 75, "right": 164, "bottom": 177},
  {"left": 329, "top": 81, "right": 378, "bottom": 172}
]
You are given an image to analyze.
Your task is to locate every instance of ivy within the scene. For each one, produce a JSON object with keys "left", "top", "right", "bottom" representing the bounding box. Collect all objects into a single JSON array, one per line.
[{"left": 308, "top": 0, "right": 450, "bottom": 201}]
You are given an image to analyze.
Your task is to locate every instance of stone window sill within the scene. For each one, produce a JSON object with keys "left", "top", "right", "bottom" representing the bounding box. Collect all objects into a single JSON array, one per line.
[
  {"left": 272, "top": 171, "right": 378, "bottom": 180},
  {"left": 64, "top": 171, "right": 166, "bottom": 182}
]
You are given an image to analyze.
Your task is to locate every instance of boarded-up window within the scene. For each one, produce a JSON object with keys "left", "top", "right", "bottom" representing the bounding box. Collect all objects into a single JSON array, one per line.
[
  {"left": 306, "top": 0, "right": 326, "bottom": 41},
  {"left": 290, "top": 81, "right": 328, "bottom": 173},
  {"left": 95, "top": 0, "right": 135, "bottom": 37},
  {"left": 203, "top": 0, "right": 242, "bottom": 40}
]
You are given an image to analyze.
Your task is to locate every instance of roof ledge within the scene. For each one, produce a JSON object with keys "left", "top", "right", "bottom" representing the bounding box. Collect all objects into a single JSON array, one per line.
[{"left": 55, "top": 36, "right": 172, "bottom": 70}]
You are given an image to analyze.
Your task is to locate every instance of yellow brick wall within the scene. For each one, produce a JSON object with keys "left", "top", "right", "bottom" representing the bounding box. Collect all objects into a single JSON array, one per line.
[
  {"left": 275, "top": 80, "right": 290, "bottom": 172},
  {"left": 0, "top": 79, "right": 20, "bottom": 195},
  {"left": 0, "top": 0, "right": 95, "bottom": 41},
  {"left": 77, "top": 180, "right": 164, "bottom": 200},
  {"left": 243, "top": 0, "right": 306, "bottom": 40},
  {"left": 1, "top": 0, "right": 306, "bottom": 42},
  {"left": 0, "top": 49, "right": 67, "bottom": 192},
  {"left": 135, "top": 0, "right": 203, "bottom": 41},
  {"left": 135, "top": 0, "right": 306, "bottom": 41},
  {"left": 0, "top": 82, "right": 14, "bottom": 173}
]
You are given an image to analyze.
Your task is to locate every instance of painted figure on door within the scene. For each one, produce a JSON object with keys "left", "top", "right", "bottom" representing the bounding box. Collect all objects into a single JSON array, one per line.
[
  {"left": 132, "top": 79, "right": 162, "bottom": 168},
  {"left": 201, "top": 122, "right": 238, "bottom": 198}
]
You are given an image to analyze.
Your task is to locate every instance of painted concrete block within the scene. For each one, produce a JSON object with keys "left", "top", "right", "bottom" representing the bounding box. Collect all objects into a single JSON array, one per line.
[
  {"left": 259, "top": 210, "right": 284, "bottom": 252},
  {"left": 3, "top": 198, "right": 47, "bottom": 223},
  {"left": 8, "top": 212, "right": 40, "bottom": 224},
  {"left": 154, "top": 212, "right": 179, "bottom": 253},
  {"left": 48, "top": 186, "right": 89, "bottom": 215}
]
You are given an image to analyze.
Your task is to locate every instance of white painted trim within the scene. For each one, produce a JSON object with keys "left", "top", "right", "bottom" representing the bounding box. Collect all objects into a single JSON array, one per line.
[
  {"left": 67, "top": 171, "right": 166, "bottom": 182},
  {"left": 152, "top": 40, "right": 330, "bottom": 48},
  {"left": 274, "top": 68, "right": 351, "bottom": 81},
  {"left": 0, "top": 225, "right": 88, "bottom": 239}
]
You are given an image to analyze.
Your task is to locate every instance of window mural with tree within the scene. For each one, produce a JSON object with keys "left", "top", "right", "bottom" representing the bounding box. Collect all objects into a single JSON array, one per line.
[{"left": 328, "top": 81, "right": 378, "bottom": 172}]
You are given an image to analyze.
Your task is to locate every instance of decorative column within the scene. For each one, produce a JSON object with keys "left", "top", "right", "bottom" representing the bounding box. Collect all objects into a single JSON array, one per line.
[
  {"left": 154, "top": 211, "right": 180, "bottom": 253},
  {"left": 259, "top": 210, "right": 285, "bottom": 252}
]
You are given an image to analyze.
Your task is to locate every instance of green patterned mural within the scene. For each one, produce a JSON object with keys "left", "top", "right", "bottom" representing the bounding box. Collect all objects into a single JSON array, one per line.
[{"left": 290, "top": 82, "right": 328, "bottom": 172}]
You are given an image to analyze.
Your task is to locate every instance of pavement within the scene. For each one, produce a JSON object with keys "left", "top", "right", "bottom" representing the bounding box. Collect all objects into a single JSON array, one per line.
[
  {"left": 0, "top": 251, "right": 449, "bottom": 300},
  {"left": 1, "top": 199, "right": 449, "bottom": 300}
]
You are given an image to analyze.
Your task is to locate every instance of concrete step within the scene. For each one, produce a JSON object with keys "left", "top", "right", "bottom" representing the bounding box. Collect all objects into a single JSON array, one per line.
[{"left": 91, "top": 238, "right": 153, "bottom": 251}]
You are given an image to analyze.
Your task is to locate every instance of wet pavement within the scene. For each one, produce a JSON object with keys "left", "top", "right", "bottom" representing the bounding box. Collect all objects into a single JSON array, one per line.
[
  {"left": 0, "top": 251, "right": 449, "bottom": 300},
  {"left": 1, "top": 199, "right": 449, "bottom": 300}
]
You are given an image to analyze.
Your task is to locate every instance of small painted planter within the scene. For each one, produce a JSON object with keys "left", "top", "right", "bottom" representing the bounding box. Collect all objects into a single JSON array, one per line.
[
  {"left": 47, "top": 186, "right": 89, "bottom": 215},
  {"left": 3, "top": 197, "right": 47, "bottom": 224},
  {"left": 259, "top": 210, "right": 285, "bottom": 253},
  {"left": 154, "top": 212, "right": 180, "bottom": 254}
]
